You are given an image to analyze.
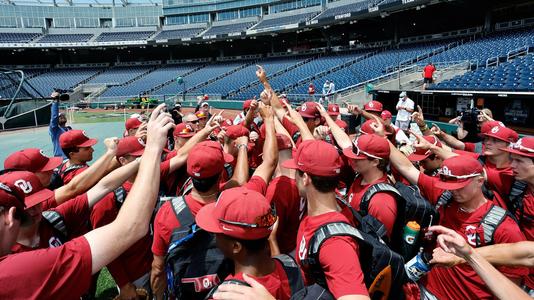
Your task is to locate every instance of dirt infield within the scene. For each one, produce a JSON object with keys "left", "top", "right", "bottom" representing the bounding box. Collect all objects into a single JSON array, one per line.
[{"left": 85, "top": 107, "right": 241, "bottom": 120}]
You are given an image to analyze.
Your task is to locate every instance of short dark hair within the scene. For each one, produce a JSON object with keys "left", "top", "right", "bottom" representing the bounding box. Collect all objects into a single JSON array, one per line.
[
  {"left": 376, "top": 158, "right": 389, "bottom": 172},
  {"left": 298, "top": 170, "right": 338, "bottom": 193},
  {"left": 236, "top": 237, "right": 269, "bottom": 255},
  {"left": 192, "top": 174, "right": 220, "bottom": 192},
  {"left": 61, "top": 147, "right": 79, "bottom": 159}
]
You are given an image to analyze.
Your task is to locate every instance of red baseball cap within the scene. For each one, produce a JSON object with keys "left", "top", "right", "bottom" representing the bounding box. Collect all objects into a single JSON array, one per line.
[
  {"left": 125, "top": 117, "right": 142, "bottom": 131},
  {"left": 359, "top": 119, "right": 378, "bottom": 135},
  {"left": 187, "top": 141, "right": 234, "bottom": 179},
  {"left": 116, "top": 136, "right": 145, "bottom": 158},
  {"left": 364, "top": 100, "right": 383, "bottom": 112},
  {"left": 195, "top": 111, "right": 208, "bottom": 119},
  {"left": 343, "top": 134, "right": 390, "bottom": 160},
  {"left": 243, "top": 100, "right": 253, "bottom": 111},
  {"left": 435, "top": 156, "right": 484, "bottom": 190},
  {"left": 480, "top": 120, "right": 505, "bottom": 135},
  {"left": 226, "top": 125, "right": 250, "bottom": 140},
  {"left": 0, "top": 180, "right": 26, "bottom": 213},
  {"left": 481, "top": 125, "right": 518, "bottom": 144},
  {"left": 0, "top": 171, "right": 53, "bottom": 209},
  {"left": 195, "top": 187, "right": 276, "bottom": 240},
  {"left": 327, "top": 104, "right": 340, "bottom": 117},
  {"left": 59, "top": 130, "right": 98, "bottom": 149},
  {"left": 335, "top": 119, "right": 348, "bottom": 132},
  {"left": 501, "top": 137, "right": 534, "bottom": 158},
  {"left": 276, "top": 134, "right": 293, "bottom": 150},
  {"left": 298, "top": 102, "right": 319, "bottom": 119},
  {"left": 381, "top": 110, "right": 393, "bottom": 120},
  {"left": 173, "top": 123, "right": 195, "bottom": 138},
  {"left": 408, "top": 136, "right": 442, "bottom": 161},
  {"left": 4, "top": 148, "right": 62, "bottom": 172},
  {"left": 282, "top": 140, "right": 342, "bottom": 176}
]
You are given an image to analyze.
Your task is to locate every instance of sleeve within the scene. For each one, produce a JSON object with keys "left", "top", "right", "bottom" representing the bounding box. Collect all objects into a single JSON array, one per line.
[
  {"left": 0, "top": 237, "right": 92, "bottom": 299},
  {"left": 160, "top": 159, "right": 171, "bottom": 179},
  {"left": 50, "top": 101, "right": 59, "bottom": 129},
  {"left": 493, "top": 218, "right": 529, "bottom": 279},
  {"left": 90, "top": 194, "right": 115, "bottom": 229},
  {"left": 243, "top": 176, "right": 267, "bottom": 195},
  {"left": 319, "top": 237, "right": 369, "bottom": 298},
  {"left": 407, "top": 100, "right": 414, "bottom": 110},
  {"left": 281, "top": 116, "right": 299, "bottom": 138},
  {"left": 152, "top": 202, "right": 176, "bottom": 257},
  {"left": 368, "top": 193, "right": 398, "bottom": 238},
  {"left": 55, "top": 193, "right": 90, "bottom": 236},
  {"left": 463, "top": 142, "right": 476, "bottom": 152},
  {"left": 417, "top": 173, "right": 441, "bottom": 205}
]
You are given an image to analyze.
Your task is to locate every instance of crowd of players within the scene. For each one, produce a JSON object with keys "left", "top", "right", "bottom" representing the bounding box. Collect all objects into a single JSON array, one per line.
[{"left": 0, "top": 65, "right": 532, "bottom": 300}]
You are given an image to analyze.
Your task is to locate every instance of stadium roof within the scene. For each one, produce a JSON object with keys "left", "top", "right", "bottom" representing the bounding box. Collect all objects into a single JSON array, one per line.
[{"left": 2, "top": 0, "right": 161, "bottom": 7}]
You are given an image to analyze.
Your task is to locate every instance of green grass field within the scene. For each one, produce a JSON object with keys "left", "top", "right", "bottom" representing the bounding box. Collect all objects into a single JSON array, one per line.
[
  {"left": 69, "top": 111, "right": 128, "bottom": 124},
  {"left": 96, "top": 268, "right": 118, "bottom": 299}
]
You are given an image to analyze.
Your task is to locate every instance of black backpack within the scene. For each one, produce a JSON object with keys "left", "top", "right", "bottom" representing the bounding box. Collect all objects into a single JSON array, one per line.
[
  {"left": 300, "top": 199, "right": 407, "bottom": 300},
  {"left": 165, "top": 196, "right": 232, "bottom": 300},
  {"left": 507, "top": 180, "right": 531, "bottom": 224},
  {"left": 205, "top": 254, "right": 305, "bottom": 300},
  {"left": 48, "top": 160, "right": 87, "bottom": 190},
  {"left": 41, "top": 210, "right": 68, "bottom": 247},
  {"left": 357, "top": 181, "right": 438, "bottom": 259}
]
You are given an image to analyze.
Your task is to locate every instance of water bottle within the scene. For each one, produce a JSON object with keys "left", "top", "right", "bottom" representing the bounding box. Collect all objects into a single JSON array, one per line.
[
  {"left": 401, "top": 221, "right": 420, "bottom": 259},
  {"left": 404, "top": 227, "right": 437, "bottom": 282}
]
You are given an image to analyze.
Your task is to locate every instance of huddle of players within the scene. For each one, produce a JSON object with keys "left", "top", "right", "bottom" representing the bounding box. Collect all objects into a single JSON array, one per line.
[{"left": 0, "top": 65, "right": 533, "bottom": 300}]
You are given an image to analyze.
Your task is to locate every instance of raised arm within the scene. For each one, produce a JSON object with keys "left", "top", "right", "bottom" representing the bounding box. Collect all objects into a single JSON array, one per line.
[
  {"left": 256, "top": 65, "right": 286, "bottom": 122},
  {"left": 50, "top": 98, "right": 60, "bottom": 129},
  {"left": 242, "top": 100, "right": 258, "bottom": 129},
  {"left": 251, "top": 104, "right": 278, "bottom": 184},
  {"left": 284, "top": 102, "right": 314, "bottom": 141},
  {"left": 84, "top": 104, "right": 174, "bottom": 274},
  {"left": 222, "top": 135, "right": 250, "bottom": 189},
  {"left": 317, "top": 103, "right": 352, "bottom": 149},
  {"left": 54, "top": 138, "right": 119, "bottom": 205}
]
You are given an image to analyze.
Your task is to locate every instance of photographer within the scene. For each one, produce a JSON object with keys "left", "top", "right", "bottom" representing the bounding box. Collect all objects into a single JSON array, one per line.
[
  {"left": 449, "top": 108, "right": 494, "bottom": 144},
  {"left": 49, "top": 90, "right": 72, "bottom": 159}
]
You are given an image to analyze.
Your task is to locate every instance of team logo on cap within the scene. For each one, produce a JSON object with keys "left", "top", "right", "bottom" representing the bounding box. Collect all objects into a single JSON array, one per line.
[
  {"left": 137, "top": 138, "right": 146, "bottom": 146},
  {"left": 491, "top": 126, "right": 500, "bottom": 134},
  {"left": 0, "top": 182, "right": 12, "bottom": 193},
  {"left": 14, "top": 179, "right": 32, "bottom": 194},
  {"left": 368, "top": 102, "right": 374, "bottom": 108},
  {"left": 301, "top": 103, "right": 307, "bottom": 111},
  {"left": 441, "top": 166, "right": 451, "bottom": 176},
  {"left": 332, "top": 106, "right": 337, "bottom": 112},
  {"left": 39, "top": 149, "right": 46, "bottom": 157},
  {"left": 82, "top": 130, "right": 89, "bottom": 138}
]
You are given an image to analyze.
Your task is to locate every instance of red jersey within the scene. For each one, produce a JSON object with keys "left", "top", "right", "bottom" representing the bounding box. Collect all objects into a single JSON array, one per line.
[
  {"left": 281, "top": 116, "right": 302, "bottom": 148},
  {"left": 11, "top": 193, "right": 90, "bottom": 253},
  {"left": 520, "top": 189, "right": 534, "bottom": 241},
  {"left": 417, "top": 173, "right": 445, "bottom": 205},
  {"left": 90, "top": 181, "right": 152, "bottom": 287},
  {"left": 423, "top": 65, "right": 435, "bottom": 79},
  {"left": 483, "top": 159, "right": 514, "bottom": 207},
  {"left": 60, "top": 163, "right": 88, "bottom": 185},
  {"left": 295, "top": 211, "right": 368, "bottom": 298},
  {"left": 223, "top": 260, "right": 292, "bottom": 300},
  {"left": 423, "top": 201, "right": 528, "bottom": 299},
  {"left": 265, "top": 176, "right": 305, "bottom": 254},
  {"left": 347, "top": 174, "right": 398, "bottom": 237},
  {"left": 0, "top": 236, "right": 92, "bottom": 299}
]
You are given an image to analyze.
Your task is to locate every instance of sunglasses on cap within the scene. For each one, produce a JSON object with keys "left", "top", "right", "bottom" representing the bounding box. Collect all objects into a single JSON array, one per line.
[
  {"left": 438, "top": 172, "right": 481, "bottom": 183},
  {"left": 187, "top": 120, "right": 200, "bottom": 124},
  {"left": 510, "top": 141, "right": 534, "bottom": 153},
  {"left": 218, "top": 208, "right": 277, "bottom": 229},
  {"left": 353, "top": 140, "right": 383, "bottom": 160}
]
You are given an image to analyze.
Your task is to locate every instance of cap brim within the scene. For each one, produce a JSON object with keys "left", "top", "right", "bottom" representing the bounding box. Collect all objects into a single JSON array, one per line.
[
  {"left": 299, "top": 111, "right": 316, "bottom": 119},
  {"left": 281, "top": 158, "right": 299, "bottom": 170},
  {"left": 130, "top": 149, "right": 145, "bottom": 157},
  {"left": 328, "top": 112, "right": 340, "bottom": 117},
  {"left": 25, "top": 188, "right": 54, "bottom": 208},
  {"left": 39, "top": 157, "right": 63, "bottom": 172},
  {"left": 434, "top": 178, "right": 473, "bottom": 191},
  {"left": 408, "top": 153, "right": 430, "bottom": 162},
  {"left": 480, "top": 133, "right": 509, "bottom": 143},
  {"left": 342, "top": 147, "right": 367, "bottom": 160},
  {"left": 195, "top": 204, "right": 222, "bottom": 234},
  {"left": 364, "top": 108, "right": 382, "bottom": 112},
  {"left": 78, "top": 138, "right": 98, "bottom": 147},
  {"left": 500, "top": 147, "right": 534, "bottom": 158},
  {"left": 223, "top": 153, "right": 234, "bottom": 163}
]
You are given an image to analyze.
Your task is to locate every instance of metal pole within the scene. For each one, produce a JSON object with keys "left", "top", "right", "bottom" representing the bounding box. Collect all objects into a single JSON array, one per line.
[{"left": 33, "top": 110, "right": 38, "bottom": 128}]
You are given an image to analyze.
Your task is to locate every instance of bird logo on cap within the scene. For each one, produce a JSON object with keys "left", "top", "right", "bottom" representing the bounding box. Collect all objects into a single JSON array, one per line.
[
  {"left": 14, "top": 179, "right": 32, "bottom": 194},
  {"left": 491, "top": 126, "right": 500, "bottom": 134}
]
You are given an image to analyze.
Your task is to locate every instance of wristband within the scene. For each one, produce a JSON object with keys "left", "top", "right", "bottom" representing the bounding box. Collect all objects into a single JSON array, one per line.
[
  {"left": 237, "top": 144, "right": 248, "bottom": 150},
  {"left": 419, "top": 124, "right": 429, "bottom": 132}
]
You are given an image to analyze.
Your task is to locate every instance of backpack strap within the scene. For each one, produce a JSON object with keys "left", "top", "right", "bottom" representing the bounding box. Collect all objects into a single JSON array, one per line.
[
  {"left": 223, "top": 163, "right": 234, "bottom": 179},
  {"left": 509, "top": 180, "right": 529, "bottom": 222},
  {"left": 292, "top": 131, "right": 301, "bottom": 144},
  {"left": 359, "top": 183, "right": 402, "bottom": 216},
  {"left": 273, "top": 254, "right": 305, "bottom": 295},
  {"left": 61, "top": 163, "right": 86, "bottom": 176},
  {"left": 42, "top": 210, "right": 68, "bottom": 240},
  {"left": 178, "top": 177, "right": 194, "bottom": 197},
  {"left": 435, "top": 190, "right": 453, "bottom": 211},
  {"left": 477, "top": 205, "right": 508, "bottom": 246},
  {"left": 113, "top": 186, "right": 128, "bottom": 210},
  {"left": 167, "top": 196, "right": 196, "bottom": 253}
]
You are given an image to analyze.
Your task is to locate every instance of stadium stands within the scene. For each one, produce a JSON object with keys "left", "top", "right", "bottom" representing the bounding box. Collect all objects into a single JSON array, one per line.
[
  {"left": 37, "top": 34, "right": 94, "bottom": 43},
  {"left": 152, "top": 28, "right": 204, "bottom": 40},
  {"left": 432, "top": 54, "right": 534, "bottom": 91},
  {"left": 203, "top": 21, "right": 256, "bottom": 36},
  {"left": 87, "top": 66, "right": 152, "bottom": 85},
  {"left": 316, "top": 1, "right": 370, "bottom": 20},
  {"left": 95, "top": 31, "right": 155, "bottom": 42},
  {"left": 0, "top": 33, "right": 41, "bottom": 43},
  {"left": 253, "top": 12, "right": 319, "bottom": 30},
  {"left": 26, "top": 67, "right": 103, "bottom": 95}
]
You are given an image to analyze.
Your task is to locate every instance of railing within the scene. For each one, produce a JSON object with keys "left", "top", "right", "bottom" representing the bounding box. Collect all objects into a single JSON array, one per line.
[{"left": 486, "top": 46, "right": 532, "bottom": 67}]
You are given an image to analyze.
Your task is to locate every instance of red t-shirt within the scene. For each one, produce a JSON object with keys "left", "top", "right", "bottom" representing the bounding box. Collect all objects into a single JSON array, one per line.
[
  {"left": 281, "top": 116, "right": 302, "bottom": 148},
  {"left": 61, "top": 164, "right": 88, "bottom": 185},
  {"left": 41, "top": 193, "right": 58, "bottom": 211},
  {"left": 0, "top": 236, "right": 92, "bottom": 299},
  {"left": 520, "top": 189, "right": 534, "bottom": 241},
  {"left": 265, "top": 176, "right": 305, "bottom": 254},
  {"left": 483, "top": 160, "right": 514, "bottom": 207},
  {"left": 423, "top": 201, "right": 528, "bottom": 299},
  {"left": 222, "top": 260, "right": 292, "bottom": 300},
  {"left": 12, "top": 193, "right": 90, "bottom": 253},
  {"left": 347, "top": 175, "right": 398, "bottom": 238},
  {"left": 423, "top": 65, "right": 436, "bottom": 79},
  {"left": 295, "top": 211, "right": 368, "bottom": 298},
  {"left": 417, "top": 173, "right": 445, "bottom": 205},
  {"left": 90, "top": 182, "right": 152, "bottom": 287}
]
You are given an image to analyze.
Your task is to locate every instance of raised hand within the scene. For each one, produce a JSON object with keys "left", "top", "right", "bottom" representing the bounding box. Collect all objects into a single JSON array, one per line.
[
  {"left": 411, "top": 105, "right": 425, "bottom": 127},
  {"left": 430, "top": 123, "right": 442, "bottom": 136},
  {"left": 430, "top": 247, "right": 464, "bottom": 267},
  {"left": 146, "top": 104, "right": 175, "bottom": 150},
  {"left": 103, "top": 137, "right": 119, "bottom": 155},
  {"left": 429, "top": 225, "right": 474, "bottom": 259},
  {"left": 135, "top": 122, "right": 147, "bottom": 141},
  {"left": 259, "top": 89, "right": 272, "bottom": 105},
  {"left": 255, "top": 65, "right": 267, "bottom": 83},
  {"left": 410, "top": 130, "right": 433, "bottom": 150},
  {"left": 258, "top": 102, "right": 273, "bottom": 120}
]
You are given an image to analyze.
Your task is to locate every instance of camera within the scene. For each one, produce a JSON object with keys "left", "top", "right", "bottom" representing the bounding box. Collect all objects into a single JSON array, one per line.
[
  {"left": 53, "top": 88, "right": 71, "bottom": 101},
  {"left": 460, "top": 107, "right": 480, "bottom": 125}
]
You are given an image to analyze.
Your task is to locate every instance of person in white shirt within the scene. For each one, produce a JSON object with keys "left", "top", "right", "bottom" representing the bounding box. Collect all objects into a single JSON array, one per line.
[{"left": 395, "top": 91, "right": 414, "bottom": 131}]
